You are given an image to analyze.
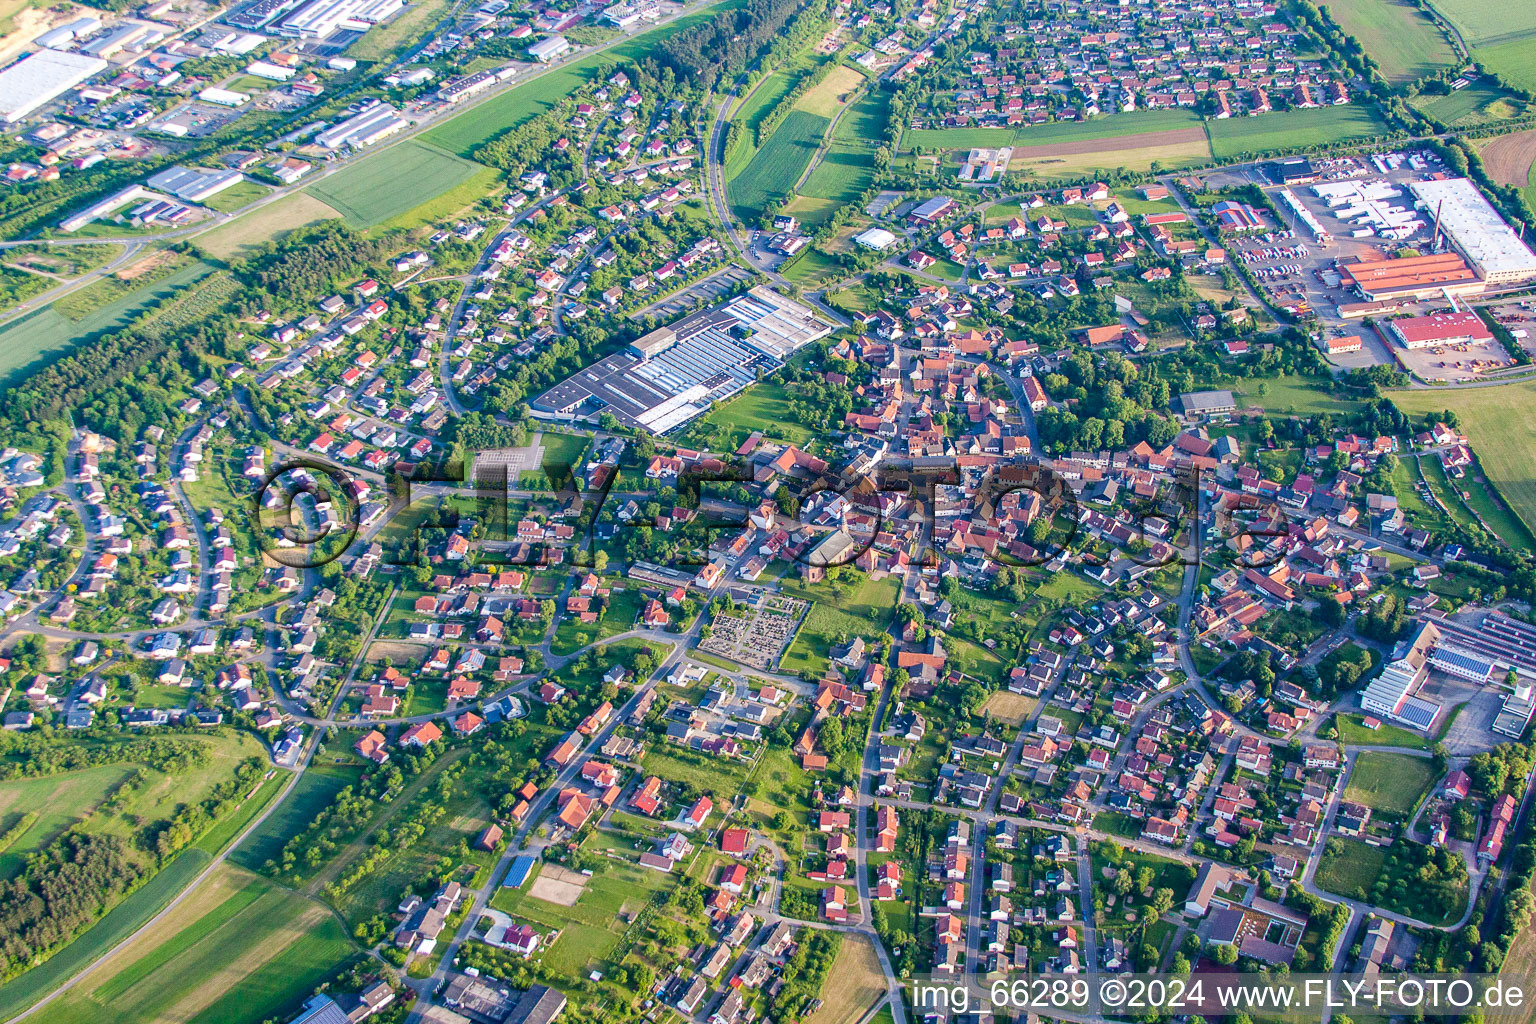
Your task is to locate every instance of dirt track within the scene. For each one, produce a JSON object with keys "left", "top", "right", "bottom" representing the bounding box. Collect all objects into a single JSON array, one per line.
[
  {"left": 1480, "top": 128, "right": 1536, "bottom": 188},
  {"left": 1013, "top": 126, "right": 1208, "bottom": 157}
]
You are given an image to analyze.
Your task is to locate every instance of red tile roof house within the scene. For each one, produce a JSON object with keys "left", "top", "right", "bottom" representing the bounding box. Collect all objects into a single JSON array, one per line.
[
  {"left": 720, "top": 827, "right": 749, "bottom": 856},
  {"left": 683, "top": 795, "right": 712, "bottom": 829},
  {"left": 400, "top": 721, "right": 442, "bottom": 748}
]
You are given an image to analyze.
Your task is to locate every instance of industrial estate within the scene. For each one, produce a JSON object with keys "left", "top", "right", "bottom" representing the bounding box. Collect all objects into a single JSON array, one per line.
[{"left": 5, "top": 0, "right": 1536, "bottom": 1023}]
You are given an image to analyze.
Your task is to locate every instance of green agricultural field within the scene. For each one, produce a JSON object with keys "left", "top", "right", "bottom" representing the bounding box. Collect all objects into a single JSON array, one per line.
[
  {"left": 800, "top": 87, "right": 892, "bottom": 206},
  {"left": 0, "top": 257, "right": 215, "bottom": 386},
  {"left": 1394, "top": 382, "right": 1536, "bottom": 538},
  {"left": 729, "top": 110, "right": 830, "bottom": 220},
  {"left": 1323, "top": 0, "right": 1457, "bottom": 83},
  {"left": 1474, "top": 37, "right": 1536, "bottom": 94},
  {"left": 1412, "top": 83, "right": 1527, "bottom": 127},
  {"left": 1344, "top": 751, "right": 1438, "bottom": 816},
  {"left": 0, "top": 850, "right": 212, "bottom": 1022},
  {"left": 1427, "top": 0, "right": 1536, "bottom": 85},
  {"left": 1206, "top": 104, "right": 1390, "bottom": 159},
  {"left": 308, "top": 140, "right": 490, "bottom": 227},
  {"left": 1427, "top": 0, "right": 1536, "bottom": 41},
  {"left": 906, "top": 108, "right": 1203, "bottom": 152},
  {"left": 39, "top": 865, "right": 357, "bottom": 1024}
]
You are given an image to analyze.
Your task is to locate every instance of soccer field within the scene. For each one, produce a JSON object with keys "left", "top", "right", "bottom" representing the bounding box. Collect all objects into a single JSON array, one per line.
[{"left": 1344, "top": 751, "right": 1438, "bottom": 816}]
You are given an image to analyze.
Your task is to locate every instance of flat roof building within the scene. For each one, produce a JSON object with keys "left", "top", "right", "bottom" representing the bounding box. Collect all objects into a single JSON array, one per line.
[
  {"left": 0, "top": 49, "right": 109, "bottom": 124},
  {"left": 1387, "top": 311, "right": 1493, "bottom": 349},
  {"left": 1179, "top": 389, "right": 1236, "bottom": 418},
  {"left": 528, "top": 34, "right": 570, "bottom": 61},
  {"left": 909, "top": 195, "right": 957, "bottom": 224},
  {"left": 854, "top": 227, "right": 897, "bottom": 250},
  {"left": 1409, "top": 177, "right": 1536, "bottom": 287},
  {"left": 1338, "top": 252, "right": 1481, "bottom": 301},
  {"left": 315, "top": 102, "right": 406, "bottom": 149},
  {"left": 147, "top": 166, "right": 245, "bottom": 203},
  {"left": 533, "top": 287, "right": 832, "bottom": 433}
]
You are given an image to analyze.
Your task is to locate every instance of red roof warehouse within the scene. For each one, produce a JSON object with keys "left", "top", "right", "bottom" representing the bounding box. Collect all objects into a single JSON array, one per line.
[{"left": 1387, "top": 312, "right": 1493, "bottom": 349}]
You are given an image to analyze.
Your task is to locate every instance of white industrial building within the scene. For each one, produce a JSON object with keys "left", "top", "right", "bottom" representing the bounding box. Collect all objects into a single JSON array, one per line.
[
  {"left": 1311, "top": 180, "right": 1424, "bottom": 241},
  {"left": 1276, "top": 188, "right": 1329, "bottom": 244},
  {"left": 147, "top": 166, "right": 245, "bottom": 203},
  {"left": 854, "top": 227, "right": 898, "bottom": 251},
  {"left": 34, "top": 16, "right": 103, "bottom": 50},
  {"left": 1359, "top": 620, "right": 1442, "bottom": 729},
  {"left": 1408, "top": 177, "right": 1536, "bottom": 287},
  {"left": 246, "top": 59, "right": 296, "bottom": 81},
  {"left": 533, "top": 287, "right": 833, "bottom": 433},
  {"left": 199, "top": 86, "right": 250, "bottom": 107},
  {"left": 314, "top": 102, "right": 407, "bottom": 149},
  {"left": 527, "top": 35, "right": 570, "bottom": 62},
  {"left": 0, "top": 49, "right": 109, "bottom": 124},
  {"left": 275, "top": 0, "right": 403, "bottom": 37}
]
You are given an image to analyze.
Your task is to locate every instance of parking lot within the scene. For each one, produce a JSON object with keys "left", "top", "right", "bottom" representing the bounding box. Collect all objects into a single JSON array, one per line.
[
  {"left": 1486, "top": 300, "right": 1536, "bottom": 358},
  {"left": 628, "top": 264, "right": 755, "bottom": 320}
]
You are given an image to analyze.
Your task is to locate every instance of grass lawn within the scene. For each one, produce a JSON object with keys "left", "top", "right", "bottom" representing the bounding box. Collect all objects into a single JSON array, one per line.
[
  {"left": 1315, "top": 835, "right": 1384, "bottom": 896},
  {"left": 199, "top": 179, "right": 272, "bottom": 214},
  {"left": 551, "top": 587, "right": 645, "bottom": 656},
  {"left": 0, "top": 764, "right": 132, "bottom": 878},
  {"left": 640, "top": 746, "right": 751, "bottom": 801},
  {"left": 1394, "top": 382, "right": 1536, "bottom": 539},
  {"left": 1206, "top": 105, "right": 1391, "bottom": 159},
  {"left": 346, "top": 0, "right": 451, "bottom": 60},
  {"left": 1332, "top": 713, "right": 1430, "bottom": 750},
  {"left": 804, "top": 934, "right": 884, "bottom": 1024},
  {"left": 679, "top": 381, "right": 817, "bottom": 450},
  {"left": 488, "top": 854, "right": 671, "bottom": 983},
  {"left": 778, "top": 573, "right": 901, "bottom": 678},
  {"left": 1032, "top": 570, "right": 1103, "bottom": 606},
  {"left": 193, "top": 192, "right": 341, "bottom": 261},
  {"left": 1232, "top": 374, "right": 1360, "bottom": 416},
  {"left": 1344, "top": 751, "right": 1437, "bottom": 816},
  {"left": 308, "top": 140, "right": 490, "bottom": 228},
  {"left": 1414, "top": 83, "right": 1526, "bottom": 127}
]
